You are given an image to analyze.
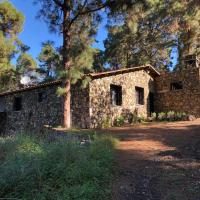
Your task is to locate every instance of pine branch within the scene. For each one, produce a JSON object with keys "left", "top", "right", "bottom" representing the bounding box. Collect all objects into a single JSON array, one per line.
[
  {"left": 69, "top": 0, "right": 88, "bottom": 26},
  {"left": 69, "top": 1, "right": 109, "bottom": 27},
  {"left": 52, "top": 0, "right": 63, "bottom": 8}
]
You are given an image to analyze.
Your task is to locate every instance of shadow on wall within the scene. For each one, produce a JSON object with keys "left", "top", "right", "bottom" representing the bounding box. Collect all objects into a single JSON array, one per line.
[{"left": 0, "top": 112, "right": 7, "bottom": 135}]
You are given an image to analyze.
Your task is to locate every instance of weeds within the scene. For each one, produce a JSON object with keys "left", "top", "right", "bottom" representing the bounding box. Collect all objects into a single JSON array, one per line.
[{"left": 0, "top": 134, "right": 116, "bottom": 200}]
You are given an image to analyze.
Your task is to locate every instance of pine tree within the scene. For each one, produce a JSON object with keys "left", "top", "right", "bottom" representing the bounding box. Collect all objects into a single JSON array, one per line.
[
  {"left": 0, "top": 1, "right": 24, "bottom": 91},
  {"left": 93, "top": 49, "right": 106, "bottom": 72},
  {"left": 104, "top": 0, "right": 200, "bottom": 70},
  {"left": 171, "top": 0, "right": 200, "bottom": 60},
  {"left": 16, "top": 53, "right": 37, "bottom": 74},
  {"left": 104, "top": 1, "right": 176, "bottom": 71},
  {"left": 34, "top": 0, "right": 136, "bottom": 128},
  {"left": 38, "top": 41, "right": 61, "bottom": 81}
]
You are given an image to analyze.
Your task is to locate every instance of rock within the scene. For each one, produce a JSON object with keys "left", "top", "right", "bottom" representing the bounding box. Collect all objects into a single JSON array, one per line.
[
  {"left": 147, "top": 117, "right": 153, "bottom": 122},
  {"left": 80, "top": 139, "right": 91, "bottom": 147},
  {"left": 188, "top": 115, "right": 196, "bottom": 121}
]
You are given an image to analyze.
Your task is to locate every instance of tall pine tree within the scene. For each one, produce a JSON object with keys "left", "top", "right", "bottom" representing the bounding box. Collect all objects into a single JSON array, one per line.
[
  {"left": 34, "top": 0, "right": 137, "bottom": 128},
  {"left": 0, "top": 1, "right": 24, "bottom": 91},
  {"left": 38, "top": 41, "right": 61, "bottom": 81},
  {"left": 104, "top": 0, "right": 176, "bottom": 70}
]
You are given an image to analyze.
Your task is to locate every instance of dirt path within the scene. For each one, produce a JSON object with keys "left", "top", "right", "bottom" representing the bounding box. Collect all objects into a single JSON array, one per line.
[{"left": 107, "top": 120, "right": 200, "bottom": 200}]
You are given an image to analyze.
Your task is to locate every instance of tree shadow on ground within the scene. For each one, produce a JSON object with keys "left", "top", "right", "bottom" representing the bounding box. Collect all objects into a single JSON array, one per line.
[{"left": 99, "top": 120, "right": 200, "bottom": 200}]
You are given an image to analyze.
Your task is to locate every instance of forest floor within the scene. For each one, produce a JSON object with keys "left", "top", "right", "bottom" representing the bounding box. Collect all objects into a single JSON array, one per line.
[{"left": 104, "top": 120, "right": 200, "bottom": 200}]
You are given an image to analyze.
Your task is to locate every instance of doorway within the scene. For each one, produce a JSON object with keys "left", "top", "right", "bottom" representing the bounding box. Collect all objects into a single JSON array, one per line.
[
  {"left": 0, "top": 112, "right": 7, "bottom": 135},
  {"left": 149, "top": 92, "right": 154, "bottom": 115}
]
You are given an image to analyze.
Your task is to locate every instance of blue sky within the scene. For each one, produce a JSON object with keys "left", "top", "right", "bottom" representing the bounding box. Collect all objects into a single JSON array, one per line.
[{"left": 10, "top": 0, "right": 107, "bottom": 63}]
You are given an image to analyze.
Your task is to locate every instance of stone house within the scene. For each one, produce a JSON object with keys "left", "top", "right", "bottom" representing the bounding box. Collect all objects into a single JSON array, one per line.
[
  {"left": 0, "top": 65, "right": 159, "bottom": 134},
  {"left": 0, "top": 55, "right": 200, "bottom": 134},
  {"left": 155, "top": 55, "right": 200, "bottom": 117}
]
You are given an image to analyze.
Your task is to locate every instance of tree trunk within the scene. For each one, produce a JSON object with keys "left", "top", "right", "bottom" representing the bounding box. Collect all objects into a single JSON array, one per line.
[
  {"left": 63, "top": 79, "right": 71, "bottom": 128},
  {"left": 63, "top": 2, "right": 71, "bottom": 128},
  {"left": 186, "top": 28, "right": 191, "bottom": 55}
]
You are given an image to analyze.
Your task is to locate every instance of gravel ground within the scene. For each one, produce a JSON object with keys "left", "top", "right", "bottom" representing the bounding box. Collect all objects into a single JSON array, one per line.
[{"left": 103, "top": 120, "right": 200, "bottom": 200}]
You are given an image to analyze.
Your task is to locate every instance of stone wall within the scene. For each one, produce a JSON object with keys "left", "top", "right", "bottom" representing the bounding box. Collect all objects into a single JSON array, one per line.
[
  {"left": 89, "top": 70, "right": 155, "bottom": 128},
  {"left": 0, "top": 81, "right": 92, "bottom": 134},
  {"left": 155, "top": 68, "right": 200, "bottom": 116},
  {"left": 0, "top": 84, "right": 64, "bottom": 135}
]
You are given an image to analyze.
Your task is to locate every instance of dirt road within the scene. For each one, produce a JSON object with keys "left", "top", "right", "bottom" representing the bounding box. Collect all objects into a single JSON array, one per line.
[{"left": 108, "top": 120, "right": 200, "bottom": 200}]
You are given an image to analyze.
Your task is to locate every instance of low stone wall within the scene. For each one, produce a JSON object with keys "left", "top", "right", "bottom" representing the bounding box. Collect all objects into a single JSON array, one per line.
[
  {"left": 89, "top": 70, "right": 155, "bottom": 128},
  {"left": 155, "top": 68, "right": 200, "bottom": 117}
]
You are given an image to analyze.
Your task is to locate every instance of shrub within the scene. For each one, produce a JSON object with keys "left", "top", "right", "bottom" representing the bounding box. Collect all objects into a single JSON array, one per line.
[
  {"left": 158, "top": 112, "right": 166, "bottom": 121},
  {"left": 0, "top": 134, "right": 116, "bottom": 200},
  {"left": 151, "top": 112, "right": 157, "bottom": 121},
  {"left": 156, "top": 111, "right": 188, "bottom": 122},
  {"left": 101, "top": 117, "right": 111, "bottom": 128},
  {"left": 176, "top": 112, "right": 187, "bottom": 121},
  {"left": 138, "top": 115, "right": 147, "bottom": 123},
  {"left": 167, "top": 111, "right": 175, "bottom": 121},
  {"left": 115, "top": 116, "right": 125, "bottom": 127},
  {"left": 181, "top": 112, "right": 187, "bottom": 121}
]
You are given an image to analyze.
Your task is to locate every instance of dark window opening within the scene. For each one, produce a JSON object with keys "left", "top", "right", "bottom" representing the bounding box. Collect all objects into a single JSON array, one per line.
[
  {"left": 110, "top": 84, "right": 122, "bottom": 106},
  {"left": 13, "top": 97, "right": 22, "bottom": 111},
  {"left": 38, "top": 92, "right": 47, "bottom": 103},
  {"left": 187, "top": 60, "right": 195, "bottom": 65},
  {"left": 170, "top": 82, "right": 183, "bottom": 91},
  {"left": 135, "top": 87, "right": 144, "bottom": 105}
]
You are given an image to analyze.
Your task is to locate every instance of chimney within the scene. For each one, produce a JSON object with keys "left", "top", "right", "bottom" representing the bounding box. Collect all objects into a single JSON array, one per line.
[{"left": 182, "top": 54, "right": 199, "bottom": 68}]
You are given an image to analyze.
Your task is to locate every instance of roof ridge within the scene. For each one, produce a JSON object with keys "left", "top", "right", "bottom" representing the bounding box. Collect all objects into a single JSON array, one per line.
[{"left": 88, "top": 64, "right": 160, "bottom": 78}]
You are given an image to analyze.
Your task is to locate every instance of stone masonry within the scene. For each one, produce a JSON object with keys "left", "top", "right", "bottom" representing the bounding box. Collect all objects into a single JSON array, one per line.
[
  {"left": 0, "top": 65, "right": 159, "bottom": 133},
  {"left": 155, "top": 67, "right": 200, "bottom": 117},
  {"left": 0, "top": 81, "right": 64, "bottom": 135},
  {"left": 89, "top": 69, "right": 156, "bottom": 128}
]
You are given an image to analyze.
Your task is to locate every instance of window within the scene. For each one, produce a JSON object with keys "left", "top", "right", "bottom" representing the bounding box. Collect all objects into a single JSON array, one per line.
[
  {"left": 13, "top": 97, "right": 22, "bottom": 111},
  {"left": 170, "top": 82, "right": 183, "bottom": 91},
  {"left": 110, "top": 84, "right": 122, "bottom": 106},
  {"left": 135, "top": 87, "right": 144, "bottom": 105},
  {"left": 38, "top": 92, "right": 47, "bottom": 103},
  {"left": 187, "top": 60, "right": 195, "bottom": 65}
]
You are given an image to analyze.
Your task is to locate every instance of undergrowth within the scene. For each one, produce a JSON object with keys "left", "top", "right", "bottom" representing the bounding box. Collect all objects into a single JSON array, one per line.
[{"left": 0, "top": 134, "right": 116, "bottom": 200}]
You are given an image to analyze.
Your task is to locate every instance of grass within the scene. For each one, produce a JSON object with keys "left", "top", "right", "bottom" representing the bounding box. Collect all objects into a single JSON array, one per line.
[{"left": 0, "top": 133, "right": 117, "bottom": 200}]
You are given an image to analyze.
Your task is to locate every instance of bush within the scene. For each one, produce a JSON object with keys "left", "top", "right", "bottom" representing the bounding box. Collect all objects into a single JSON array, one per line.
[
  {"left": 151, "top": 112, "right": 157, "bottom": 121},
  {"left": 137, "top": 116, "right": 147, "bottom": 123},
  {"left": 175, "top": 112, "right": 185, "bottom": 121},
  {"left": 167, "top": 111, "right": 175, "bottom": 121},
  {"left": 156, "top": 111, "right": 188, "bottom": 122},
  {"left": 101, "top": 117, "right": 111, "bottom": 128},
  {"left": 115, "top": 116, "right": 125, "bottom": 127},
  {"left": 0, "top": 134, "right": 116, "bottom": 200},
  {"left": 176, "top": 112, "right": 187, "bottom": 121},
  {"left": 158, "top": 112, "right": 166, "bottom": 121}
]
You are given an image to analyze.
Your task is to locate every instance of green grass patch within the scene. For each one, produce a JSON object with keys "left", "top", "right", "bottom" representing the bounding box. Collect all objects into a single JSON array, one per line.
[{"left": 0, "top": 134, "right": 117, "bottom": 200}]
